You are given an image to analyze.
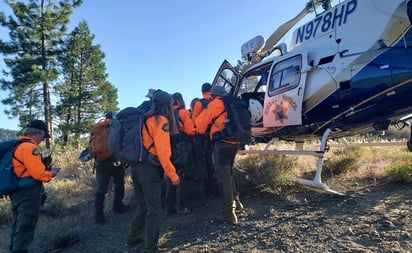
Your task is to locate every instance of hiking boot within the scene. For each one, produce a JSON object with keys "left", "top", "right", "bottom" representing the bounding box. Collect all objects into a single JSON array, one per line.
[
  {"left": 126, "top": 235, "right": 144, "bottom": 247},
  {"left": 95, "top": 211, "right": 105, "bottom": 224},
  {"left": 165, "top": 207, "right": 176, "bottom": 216},
  {"left": 113, "top": 203, "right": 130, "bottom": 214},
  {"left": 214, "top": 210, "right": 238, "bottom": 225},
  {"left": 176, "top": 208, "right": 191, "bottom": 216}
]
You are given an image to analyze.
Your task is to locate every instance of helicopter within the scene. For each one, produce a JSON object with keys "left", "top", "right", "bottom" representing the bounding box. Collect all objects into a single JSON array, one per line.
[{"left": 211, "top": 0, "right": 412, "bottom": 194}]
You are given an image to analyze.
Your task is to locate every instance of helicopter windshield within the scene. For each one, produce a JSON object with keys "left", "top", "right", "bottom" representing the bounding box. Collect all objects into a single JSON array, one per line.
[{"left": 238, "top": 61, "right": 272, "bottom": 96}]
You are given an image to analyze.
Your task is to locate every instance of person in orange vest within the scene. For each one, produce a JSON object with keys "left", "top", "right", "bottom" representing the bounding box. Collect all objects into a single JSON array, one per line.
[
  {"left": 9, "top": 120, "right": 60, "bottom": 253},
  {"left": 195, "top": 86, "right": 241, "bottom": 225},
  {"left": 127, "top": 90, "right": 180, "bottom": 252},
  {"left": 165, "top": 92, "right": 195, "bottom": 216},
  {"left": 191, "top": 82, "right": 212, "bottom": 122},
  {"left": 191, "top": 83, "right": 218, "bottom": 200},
  {"left": 93, "top": 112, "right": 130, "bottom": 224}
]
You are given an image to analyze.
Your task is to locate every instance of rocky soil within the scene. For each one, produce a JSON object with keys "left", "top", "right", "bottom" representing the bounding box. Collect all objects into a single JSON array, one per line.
[{"left": 50, "top": 176, "right": 412, "bottom": 253}]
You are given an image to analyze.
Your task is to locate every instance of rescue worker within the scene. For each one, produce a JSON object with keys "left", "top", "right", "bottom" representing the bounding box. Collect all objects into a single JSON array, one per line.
[
  {"left": 191, "top": 83, "right": 212, "bottom": 122},
  {"left": 94, "top": 112, "right": 129, "bottom": 224},
  {"left": 195, "top": 86, "right": 240, "bottom": 225},
  {"left": 127, "top": 90, "right": 180, "bottom": 252},
  {"left": 191, "top": 82, "right": 218, "bottom": 199},
  {"left": 9, "top": 120, "right": 60, "bottom": 253},
  {"left": 165, "top": 92, "right": 195, "bottom": 216}
]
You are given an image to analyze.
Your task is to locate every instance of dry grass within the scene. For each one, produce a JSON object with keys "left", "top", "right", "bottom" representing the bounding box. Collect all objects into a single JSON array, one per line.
[{"left": 1, "top": 142, "right": 411, "bottom": 252}]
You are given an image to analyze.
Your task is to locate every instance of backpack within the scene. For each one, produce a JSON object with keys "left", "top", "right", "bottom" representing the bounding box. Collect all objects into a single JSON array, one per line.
[
  {"left": 108, "top": 107, "right": 152, "bottom": 165},
  {"left": 214, "top": 94, "right": 252, "bottom": 143},
  {"left": 0, "top": 139, "right": 37, "bottom": 196},
  {"left": 171, "top": 109, "right": 193, "bottom": 166},
  {"left": 198, "top": 98, "right": 212, "bottom": 109},
  {"left": 89, "top": 120, "right": 112, "bottom": 162}
]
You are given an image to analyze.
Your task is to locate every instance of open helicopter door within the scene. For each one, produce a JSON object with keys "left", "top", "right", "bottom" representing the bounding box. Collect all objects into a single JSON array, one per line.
[
  {"left": 212, "top": 60, "right": 242, "bottom": 95},
  {"left": 263, "top": 53, "right": 307, "bottom": 127}
]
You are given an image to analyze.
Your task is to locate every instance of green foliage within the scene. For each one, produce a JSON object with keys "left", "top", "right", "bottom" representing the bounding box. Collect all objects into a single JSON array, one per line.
[
  {"left": 0, "top": 0, "right": 82, "bottom": 131},
  {"left": 237, "top": 154, "right": 296, "bottom": 193},
  {"left": 323, "top": 147, "right": 361, "bottom": 177},
  {"left": 56, "top": 21, "right": 118, "bottom": 146},
  {"left": 386, "top": 152, "right": 412, "bottom": 183},
  {"left": 0, "top": 128, "right": 18, "bottom": 142}
]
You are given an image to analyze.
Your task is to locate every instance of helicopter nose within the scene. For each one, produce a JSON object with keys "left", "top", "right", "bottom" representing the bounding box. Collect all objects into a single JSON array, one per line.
[{"left": 408, "top": 0, "right": 412, "bottom": 23}]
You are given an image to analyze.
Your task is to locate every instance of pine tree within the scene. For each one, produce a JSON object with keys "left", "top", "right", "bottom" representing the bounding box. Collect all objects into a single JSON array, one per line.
[
  {"left": 0, "top": 0, "right": 82, "bottom": 147},
  {"left": 56, "top": 21, "right": 118, "bottom": 147}
]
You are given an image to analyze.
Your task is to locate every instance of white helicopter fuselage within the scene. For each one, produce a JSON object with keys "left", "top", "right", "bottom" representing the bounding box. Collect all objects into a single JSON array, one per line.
[
  {"left": 212, "top": 0, "right": 412, "bottom": 193},
  {"left": 213, "top": 0, "right": 412, "bottom": 142},
  {"left": 292, "top": 0, "right": 410, "bottom": 113}
]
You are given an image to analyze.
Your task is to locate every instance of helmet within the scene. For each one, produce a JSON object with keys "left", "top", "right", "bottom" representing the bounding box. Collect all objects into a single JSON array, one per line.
[{"left": 249, "top": 99, "right": 263, "bottom": 124}]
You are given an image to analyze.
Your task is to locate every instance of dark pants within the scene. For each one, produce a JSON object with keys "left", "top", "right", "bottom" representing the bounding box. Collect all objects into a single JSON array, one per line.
[
  {"left": 128, "top": 161, "right": 163, "bottom": 253},
  {"left": 95, "top": 158, "right": 125, "bottom": 209},
  {"left": 9, "top": 183, "right": 42, "bottom": 252},
  {"left": 212, "top": 141, "right": 239, "bottom": 211},
  {"left": 165, "top": 167, "right": 185, "bottom": 213},
  {"left": 193, "top": 135, "right": 217, "bottom": 197}
]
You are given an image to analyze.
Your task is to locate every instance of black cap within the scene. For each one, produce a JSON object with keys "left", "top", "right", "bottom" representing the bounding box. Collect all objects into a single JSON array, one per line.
[
  {"left": 210, "top": 86, "right": 226, "bottom": 96},
  {"left": 27, "top": 120, "right": 50, "bottom": 138},
  {"left": 152, "top": 90, "right": 171, "bottom": 105},
  {"left": 201, "top": 83, "right": 212, "bottom": 93}
]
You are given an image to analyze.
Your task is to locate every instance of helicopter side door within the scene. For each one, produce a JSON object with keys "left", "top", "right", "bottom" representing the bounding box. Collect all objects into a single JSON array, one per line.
[
  {"left": 263, "top": 53, "right": 307, "bottom": 127},
  {"left": 211, "top": 60, "right": 241, "bottom": 94}
]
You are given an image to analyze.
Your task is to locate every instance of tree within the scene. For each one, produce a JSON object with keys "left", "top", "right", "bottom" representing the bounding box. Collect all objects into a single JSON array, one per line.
[
  {"left": 0, "top": 0, "right": 82, "bottom": 148},
  {"left": 56, "top": 21, "right": 118, "bottom": 147}
]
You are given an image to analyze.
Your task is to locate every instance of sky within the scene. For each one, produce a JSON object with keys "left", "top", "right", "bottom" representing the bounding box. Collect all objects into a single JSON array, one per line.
[{"left": 0, "top": 0, "right": 313, "bottom": 130}]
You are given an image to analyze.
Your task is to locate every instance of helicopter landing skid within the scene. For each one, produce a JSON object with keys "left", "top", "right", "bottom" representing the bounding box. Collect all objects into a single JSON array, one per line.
[{"left": 292, "top": 128, "right": 344, "bottom": 195}]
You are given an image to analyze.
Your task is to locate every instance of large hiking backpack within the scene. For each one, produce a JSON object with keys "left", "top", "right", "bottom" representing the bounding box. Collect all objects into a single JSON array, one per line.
[
  {"left": 0, "top": 139, "right": 36, "bottom": 196},
  {"left": 171, "top": 109, "right": 193, "bottom": 166},
  {"left": 108, "top": 107, "right": 150, "bottom": 165},
  {"left": 89, "top": 120, "right": 112, "bottom": 162},
  {"left": 215, "top": 94, "right": 251, "bottom": 143}
]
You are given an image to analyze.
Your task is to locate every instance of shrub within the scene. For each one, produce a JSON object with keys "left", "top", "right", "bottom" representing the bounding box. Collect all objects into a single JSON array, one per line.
[
  {"left": 323, "top": 147, "right": 361, "bottom": 177},
  {"left": 386, "top": 152, "right": 412, "bottom": 183},
  {"left": 236, "top": 154, "right": 296, "bottom": 193}
]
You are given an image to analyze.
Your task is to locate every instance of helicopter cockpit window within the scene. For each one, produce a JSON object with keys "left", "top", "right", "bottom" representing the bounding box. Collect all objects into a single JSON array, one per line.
[
  {"left": 215, "top": 68, "right": 237, "bottom": 94},
  {"left": 238, "top": 62, "right": 271, "bottom": 96},
  {"left": 268, "top": 55, "right": 302, "bottom": 96}
]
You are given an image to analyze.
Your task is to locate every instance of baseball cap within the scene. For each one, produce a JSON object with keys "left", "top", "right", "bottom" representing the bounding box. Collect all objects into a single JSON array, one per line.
[
  {"left": 152, "top": 90, "right": 171, "bottom": 105},
  {"left": 27, "top": 120, "right": 50, "bottom": 138}
]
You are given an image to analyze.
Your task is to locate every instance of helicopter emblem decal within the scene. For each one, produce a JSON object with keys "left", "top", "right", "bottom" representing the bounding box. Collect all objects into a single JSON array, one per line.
[{"left": 265, "top": 95, "right": 298, "bottom": 124}]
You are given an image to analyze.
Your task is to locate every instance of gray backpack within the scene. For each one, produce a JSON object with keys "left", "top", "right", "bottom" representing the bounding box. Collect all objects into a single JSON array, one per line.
[{"left": 108, "top": 107, "right": 152, "bottom": 165}]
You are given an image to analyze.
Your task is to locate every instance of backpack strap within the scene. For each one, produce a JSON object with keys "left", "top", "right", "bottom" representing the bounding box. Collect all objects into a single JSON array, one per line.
[
  {"left": 12, "top": 140, "right": 29, "bottom": 178},
  {"left": 143, "top": 120, "right": 155, "bottom": 152}
]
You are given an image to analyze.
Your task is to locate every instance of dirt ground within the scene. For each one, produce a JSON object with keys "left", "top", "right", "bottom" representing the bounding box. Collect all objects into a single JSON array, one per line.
[{"left": 16, "top": 174, "right": 409, "bottom": 253}]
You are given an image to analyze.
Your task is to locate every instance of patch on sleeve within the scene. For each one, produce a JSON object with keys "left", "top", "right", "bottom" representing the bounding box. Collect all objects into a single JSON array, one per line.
[
  {"left": 162, "top": 123, "right": 170, "bottom": 132},
  {"left": 32, "top": 148, "right": 41, "bottom": 156}
]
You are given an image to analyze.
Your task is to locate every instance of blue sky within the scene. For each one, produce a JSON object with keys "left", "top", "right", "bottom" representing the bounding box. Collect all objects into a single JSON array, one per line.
[{"left": 0, "top": 0, "right": 310, "bottom": 130}]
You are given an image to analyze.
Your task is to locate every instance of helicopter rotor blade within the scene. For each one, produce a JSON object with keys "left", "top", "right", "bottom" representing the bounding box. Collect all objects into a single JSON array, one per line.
[{"left": 259, "top": 0, "right": 324, "bottom": 55}]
